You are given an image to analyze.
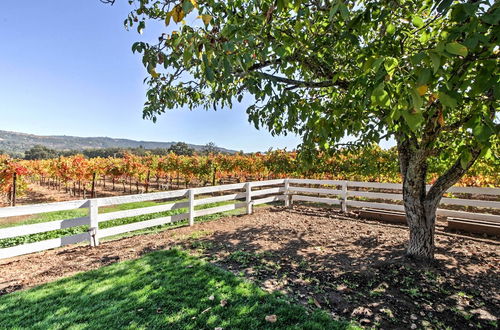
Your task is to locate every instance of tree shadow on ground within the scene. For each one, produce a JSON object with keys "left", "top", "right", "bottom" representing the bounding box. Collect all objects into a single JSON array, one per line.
[
  {"left": 169, "top": 206, "right": 499, "bottom": 329},
  {"left": 1, "top": 205, "right": 498, "bottom": 329}
]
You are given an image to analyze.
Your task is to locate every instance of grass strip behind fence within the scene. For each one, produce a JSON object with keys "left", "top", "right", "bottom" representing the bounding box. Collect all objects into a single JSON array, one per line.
[
  {"left": 0, "top": 199, "right": 255, "bottom": 248},
  {"left": 0, "top": 249, "right": 355, "bottom": 330}
]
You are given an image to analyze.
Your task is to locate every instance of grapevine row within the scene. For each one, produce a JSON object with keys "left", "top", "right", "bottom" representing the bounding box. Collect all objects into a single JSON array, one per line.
[{"left": 1, "top": 146, "right": 498, "bottom": 205}]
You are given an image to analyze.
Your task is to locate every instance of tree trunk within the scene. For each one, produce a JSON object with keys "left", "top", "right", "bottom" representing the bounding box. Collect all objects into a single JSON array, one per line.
[
  {"left": 397, "top": 134, "right": 481, "bottom": 261},
  {"left": 402, "top": 191, "right": 437, "bottom": 259},
  {"left": 397, "top": 137, "right": 438, "bottom": 260}
]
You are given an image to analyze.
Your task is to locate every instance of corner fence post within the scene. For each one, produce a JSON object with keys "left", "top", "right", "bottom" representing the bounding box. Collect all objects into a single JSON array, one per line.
[
  {"left": 245, "top": 182, "right": 253, "bottom": 215},
  {"left": 284, "top": 179, "right": 290, "bottom": 208},
  {"left": 89, "top": 199, "right": 99, "bottom": 247},
  {"left": 188, "top": 189, "right": 195, "bottom": 226},
  {"left": 341, "top": 181, "right": 348, "bottom": 213}
]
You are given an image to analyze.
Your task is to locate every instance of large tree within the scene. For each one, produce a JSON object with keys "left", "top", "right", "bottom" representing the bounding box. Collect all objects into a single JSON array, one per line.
[{"left": 123, "top": 0, "right": 499, "bottom": 260}]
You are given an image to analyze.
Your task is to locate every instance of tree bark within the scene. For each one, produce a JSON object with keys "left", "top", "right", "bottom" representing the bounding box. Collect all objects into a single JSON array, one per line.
[
  {"left": 397, "top": 134, "right": 482, "bottom": 260},
  {"left": 398, "top": 138, "right": 435, "bottom": 259}
]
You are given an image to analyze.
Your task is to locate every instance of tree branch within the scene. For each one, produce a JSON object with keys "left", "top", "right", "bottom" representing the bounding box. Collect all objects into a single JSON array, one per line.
[
  {"left": 441, "top": 114, "right": 475, "bottom": 131},
  {"left": 256, "top": 72, "right": 349, "bottom": 90},
  {"left": 425, "top": 146, "right": 481, "bottom": 205}
]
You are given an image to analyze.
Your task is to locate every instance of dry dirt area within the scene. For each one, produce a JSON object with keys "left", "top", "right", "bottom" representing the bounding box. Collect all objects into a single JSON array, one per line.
[{"left": 1, "top": 206, "right": 498, "bottom": 329}]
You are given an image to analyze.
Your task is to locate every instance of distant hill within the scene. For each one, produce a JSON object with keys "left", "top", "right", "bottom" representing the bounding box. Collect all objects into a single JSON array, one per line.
[{"left": 0, "top": 130, "right": 236, "bottom": 155}]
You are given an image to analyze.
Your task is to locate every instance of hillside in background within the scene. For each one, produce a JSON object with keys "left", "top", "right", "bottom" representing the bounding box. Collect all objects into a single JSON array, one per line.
[{"left": 0, "top": 130, "right": 236, "bottom": 156}]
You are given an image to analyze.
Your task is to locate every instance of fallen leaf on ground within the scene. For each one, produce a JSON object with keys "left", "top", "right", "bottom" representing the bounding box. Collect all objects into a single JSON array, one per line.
[{"left": 265, "top": 314, "right": 277, "bottom": 323}]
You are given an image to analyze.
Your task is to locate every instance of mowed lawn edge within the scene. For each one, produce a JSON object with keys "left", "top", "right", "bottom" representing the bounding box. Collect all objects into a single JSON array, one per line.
[{"left": 0, "top": 249, "right": 357, "bottom": 330}]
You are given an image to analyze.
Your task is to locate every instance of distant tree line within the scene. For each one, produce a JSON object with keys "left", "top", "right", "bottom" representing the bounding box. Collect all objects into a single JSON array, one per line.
[{"left": 22, "top": 142, "right": 225, "bottom": 160}]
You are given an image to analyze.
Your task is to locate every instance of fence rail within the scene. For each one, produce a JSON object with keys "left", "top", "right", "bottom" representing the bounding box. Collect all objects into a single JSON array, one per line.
[{"left": 0, "top": 178, "right": 498, "bottom": 260}]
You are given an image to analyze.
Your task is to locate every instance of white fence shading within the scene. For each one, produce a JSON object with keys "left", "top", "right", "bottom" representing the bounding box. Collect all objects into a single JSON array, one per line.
[{"left": 0, "top": 178, "right": 498, "bottom": 260}]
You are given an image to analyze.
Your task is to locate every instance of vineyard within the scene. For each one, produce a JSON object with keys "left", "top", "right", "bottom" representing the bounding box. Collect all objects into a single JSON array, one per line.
[{"left": 1, "top": 145, "right": 498, "bottom": 206}]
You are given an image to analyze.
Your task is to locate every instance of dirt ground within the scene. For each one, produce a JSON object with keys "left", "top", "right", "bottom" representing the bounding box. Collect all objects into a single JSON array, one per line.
[{"left": 1, "top": 206, "right": 498, "bottom": 329}]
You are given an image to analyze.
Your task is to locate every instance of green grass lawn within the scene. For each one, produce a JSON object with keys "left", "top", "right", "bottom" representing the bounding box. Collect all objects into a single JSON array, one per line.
[{"left": 0, "top": 249, "right": 355, "bottom": 330}]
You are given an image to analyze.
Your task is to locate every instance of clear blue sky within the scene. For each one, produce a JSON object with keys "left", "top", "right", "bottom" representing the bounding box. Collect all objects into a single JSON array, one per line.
[{"left": 0, "top": 1, "right": 302, "bottom": 152}]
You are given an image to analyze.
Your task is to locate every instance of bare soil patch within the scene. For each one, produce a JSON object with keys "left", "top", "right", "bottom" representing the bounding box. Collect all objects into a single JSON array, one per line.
[{"left": 1, "top": 206, "right": 498, "bottom": 328}]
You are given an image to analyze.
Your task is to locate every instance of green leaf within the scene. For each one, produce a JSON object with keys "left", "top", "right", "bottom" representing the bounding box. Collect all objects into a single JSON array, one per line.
[
  {"left": 410, "top": 88, "right": 423, "bottom": 109},
  {"left": 371, "top": 84, "right": 390, "bottom": 107},
  {"left": 183, "top": 48, "right": 192, "bottom": 65},
  {"left": 438, "top": 92, "right": 457, "bottom": 108},
  {"left": 437, "top": 0, "right": 453, "bottom": 14},
  {"left": 412, "top": 16, "right": 424, "bottom": 28},
  {"left": 372, "top": 57, "right": 385, "bottom": 72},
  {"left": 402, "top": 110, "right": 423, "bottom": 132},
  {"left": 429, "top": 53, "right": 440, "bottom": 74},
  {"left": 223, "top": 58, "right": 232, "bottom": 75},
  {"left": 460, "top": 150, "right": 472, "bottom": 169},
  {"left": 417, "top": 68, "right": 431, "bottom": 85},
  {"left": 473, "top": 123, "right": 493, "bottom": 142},
  {"left": 411, "top": 52, "right": 426, "bottom": 65},
  {"left": 419, "top": 31, "right": 430, "bottom": 43},
  {"left": 481, "top": 7, "right": 500, "bottom": 25},
  {"left": 445, "top": 42, "right": 468, "bottom": 57},
  {"left": 131, "top": 42, "right": 144, "bottom": 54},
  {"left": 205, "top": 67, "right": 215, "bottom": 82},
  {"left": 339, "top": 3, "right": 349, "bottom": 21},
  {"left": 137, "top": 21, "right": 145, "bottom": 34},
  {"left": 386, "top": 23, "right": 395, "bottom": 35},
  {"left": 384, "top": 57, "right": 398, "bottom": 76},
  {"left": 182, "top": 0, "right": 194, "bottom": 14},
  {"left": 329, "top": 3, "right": 340, "bottom": 20}
]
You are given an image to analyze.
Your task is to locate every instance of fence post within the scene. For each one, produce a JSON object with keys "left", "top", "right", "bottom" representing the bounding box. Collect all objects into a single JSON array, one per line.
[
  {"left": 245, "top": 182, "right": 253, "bottom": 215},
  {"left": 89, "top": 199, "right": 99, "bottom": 247},
  {"left": 12, "top": 173, "right": 17, "bottom": 207},
  {"left": 188, "top": 189, "right": 195, "bottom": 226},
  {"left": 284, "top": 178, "right": 290, "bottom": 208},
  {"left": 341, "top": 181, "right": 348, "bottom": 213}
]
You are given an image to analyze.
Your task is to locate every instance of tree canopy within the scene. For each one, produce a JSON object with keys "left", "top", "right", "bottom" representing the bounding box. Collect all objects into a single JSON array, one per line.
[
  {"left": 124, "top": 0, "right": 499, "bottom": 259},
  {"left": 167, "top": 142, "right": 196, "bottom": 155},
  {"left": 128, "top": 0, "right": 498, "bottom": 165}
]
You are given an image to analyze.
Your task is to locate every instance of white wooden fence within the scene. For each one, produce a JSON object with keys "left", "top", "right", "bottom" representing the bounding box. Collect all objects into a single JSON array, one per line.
[
  {"left": 287, "top": 179, "right": 500, "bottom": 223},
  {"left": 0, "top": 178, "right": 498, "bottom": 260}
]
